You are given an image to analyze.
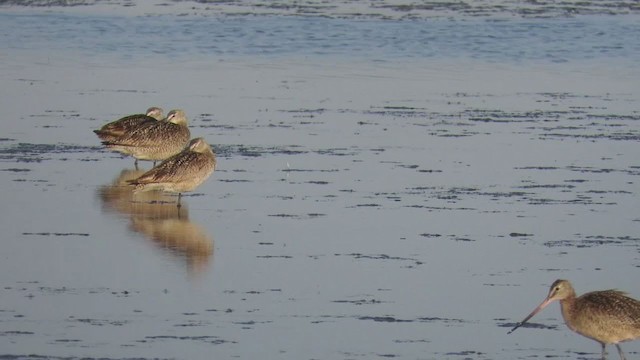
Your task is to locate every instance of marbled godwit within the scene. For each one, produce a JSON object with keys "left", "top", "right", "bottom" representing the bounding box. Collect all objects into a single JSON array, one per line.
[
  {"left": 93, "top": 107, "right": 163, "bottom": 142},
  {"left": 102, "top": 109, "right": 190, "bottom": 167},
  {"left": 127, "top": 137, "right": 216, "bottom": 207},
  {"left": 509, "top": 279, "right": 640, "bottom": 360}
]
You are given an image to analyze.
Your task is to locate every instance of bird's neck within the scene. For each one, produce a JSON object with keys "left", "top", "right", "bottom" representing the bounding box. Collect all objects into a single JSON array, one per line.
[{"left": 559, "top": 295, "right": 578, "bottom": 330}]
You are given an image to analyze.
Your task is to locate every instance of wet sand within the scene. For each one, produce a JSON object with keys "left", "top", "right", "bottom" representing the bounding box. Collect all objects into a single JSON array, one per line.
[{"left": 1, "top": 3, "right": 640, "bottom": 360}]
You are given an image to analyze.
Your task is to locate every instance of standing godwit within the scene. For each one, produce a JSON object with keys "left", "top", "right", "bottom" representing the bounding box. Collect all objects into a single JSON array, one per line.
[
  {"left": 102, "top": 109, "right": 190, "bottom": 167},
  {"left": 127, "top": 137, "right": 216, "bottom": 207},
  {"left": 509, "top": 279, "right": 640, "bottom": 360},
  {"left": 93, "top": 107, "right": 163, "bottom": 142}
]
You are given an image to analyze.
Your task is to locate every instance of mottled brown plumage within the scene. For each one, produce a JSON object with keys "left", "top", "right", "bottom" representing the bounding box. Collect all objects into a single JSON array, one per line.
[
  {"left": 509, "top": 279, "right": 640, "bottom": 360},
  {"left": 127, "top": 137, "right": 216, "bottom": 206},
  {"left": 94, "top": 107, "right": 163, "bottom": 142},
  {"left": 102, "top": 109, "right": 190, "bottom": 164}
]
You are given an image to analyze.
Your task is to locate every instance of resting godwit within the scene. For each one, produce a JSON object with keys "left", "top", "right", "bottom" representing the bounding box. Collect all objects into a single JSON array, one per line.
[
  {"left": 102, "top": 109, "right": 190, "bottom": 167},
  {"left": 509, "top": 279, "right": 640, "bottom": 360},
  {"left": 94, "top": 107, "right": 163, "bottom": 142},
  {"left": 127, "top": 137, "right": 216, "bottom": 207}
]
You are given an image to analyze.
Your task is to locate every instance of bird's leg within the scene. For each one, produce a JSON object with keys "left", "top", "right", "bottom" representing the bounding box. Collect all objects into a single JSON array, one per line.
[
  {"left": 601, "top": 343, "right": 607, "bottom": 360},
  {"left": 153, "top": 160, "right": 157, "bottom": 166},
  {"left": 615, "top": 344, "right": 626, "bottom": 360},
  {"left": 134, "top": 159, "right": 139, "bottom": 170},
  {"left": 176, "top": 193, "right": 182, "bottom": 208}
]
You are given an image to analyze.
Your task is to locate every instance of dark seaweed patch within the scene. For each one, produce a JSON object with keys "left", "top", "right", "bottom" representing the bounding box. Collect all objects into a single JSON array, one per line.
[
  {"left": 268, "top": 213, "right": 298, "bottom": 218},
  {"left": 567, "top": 166, "right": 640, "bottom": 176},
  {"left": 1, "top": 168, "right": 30, "bottom": 172},
  {"left": 417, "top": 316, "right": 467, "bottom": 324},
  {"left": 219, "top": 144, "right": 307, "bottom": 158},
  {"left": 358, "top": 315, "right": 466, "bottom": 324},
  {"left": 143, "top": 335, "right": 234, "bottom": 344},
  {"left": 174, "top": 321, "right": 211, "bottom": 327},
  {"left": 407, "top": 205, "right": 476, "bottom": 211},
  {"left": 316, "top": 148, "right": 359, "bottom": 156},
  {"left": 22, "top": 232, "right": 89, "bottom": 237},
  {"left": 445, "top": 350, "right": 486, "bottom": 356},
  {"left": 332, "top": 298, "right": 385, "bottom": 305},
  {"left": 358, "top": 316, "right": 412, "bottom": 323},
  {"left": 0, "top": 143, "right": 100, "bottom": 163},
  {"left": 396, "top": 164, "right": 418, "bottom": 169},
  {"left": 518, "top": 184, "right": 575, "bottom": 189},
  {"left": 256, "top": 255, "right": 293, "bottom": 259},
  {"left": 419, "top": 233, "right": 442, "bottom": 238},
  {"left": 364, "top": 107, "right": 431, "bottom": 118},
  {"left": 541, "top": 132, "right": 640, "bottom": 141},
  {"left": 418, "top": 169, "right": 442, "bottom": 173},
  {"left": 544, "top": 235, "right": 639, "bottom": 248},
  {"left": 349, "top": 203, "right": 380, "bottom": 208},
  {"left": 0, "top": 331, "right": 35, "bottom": 336},
  {"left": 283, "top": 168, "right": 340, "bottom": 173},
  {"left": 515, "top": 166, "right": 559, "bottom": 170},
  {"left": 0, "top": 356, "right": 164, "bottom": 360},
  {"left": 267, "top": 213, "right": 326, "bottom": 219},
  {"left": 393, "top": 339, "right": 430, "bottom": 343},
  {"left": 281, "top": 108, "right": 327, "bottom": 115},
  {"left": 499, "top": 321, "right": 556, "bottom": 330},
  {"left": 217, "top": 179, "right": 252, "bottom": 183},
  {"left": 419, "top": 234, "right": 475, "bottom": 242},
  {"left": 334, "top": 253, "right": 423, "bottom": 267}
]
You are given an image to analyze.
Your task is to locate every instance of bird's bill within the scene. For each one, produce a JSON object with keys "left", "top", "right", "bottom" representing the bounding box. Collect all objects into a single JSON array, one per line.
[{"left": 507, "top": 297, "right": 554, "bottom": 334}]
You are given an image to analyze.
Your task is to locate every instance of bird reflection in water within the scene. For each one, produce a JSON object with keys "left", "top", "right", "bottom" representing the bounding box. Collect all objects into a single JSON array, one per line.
[{"left": 98, "top": 168, "right": 214, "bottom": 277}]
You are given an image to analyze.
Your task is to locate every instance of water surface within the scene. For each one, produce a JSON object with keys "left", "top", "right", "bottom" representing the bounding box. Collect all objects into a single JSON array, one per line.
[{"left": 0, "top": 2, "right": 639, "bottom": 360}]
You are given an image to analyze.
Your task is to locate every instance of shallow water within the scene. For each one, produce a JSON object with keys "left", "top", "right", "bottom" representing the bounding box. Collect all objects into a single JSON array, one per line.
[
  {"left": 3, "top": 11, "right": 640, "bottom": 63},
  {"left": 1, "top": 2, "right": 639, "bottom": 360}
]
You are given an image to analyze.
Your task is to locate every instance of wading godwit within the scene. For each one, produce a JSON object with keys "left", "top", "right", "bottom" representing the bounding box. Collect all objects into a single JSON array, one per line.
[
  {"left": 102, "top": 109, "right": 190, "bottom": 167},
  {"left": 127, "top": 137, "right": 216, "bottom": 207},
  {"left": 509, "top": 279, "right": 640, "bottom": 360},
  {"left": 94, "top": 107, "right": 163, "bottom": 142}
]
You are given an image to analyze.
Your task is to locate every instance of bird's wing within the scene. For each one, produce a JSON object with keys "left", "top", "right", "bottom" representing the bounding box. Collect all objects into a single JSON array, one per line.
[
  {"left": 132, "top": 152, "right": 209, "bottom": 184},
  {"left": 105, "top": 122, "right": 180, "bottom": 147}
]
